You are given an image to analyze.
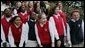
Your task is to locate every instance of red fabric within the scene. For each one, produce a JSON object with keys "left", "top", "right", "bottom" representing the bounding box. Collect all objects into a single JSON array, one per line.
[
  {"left": 53, "top": 15, "right": 64, "bottom": 36},
  {"left": 11, "top": 24, "right": 22, "bottom": 42},
  {"left": 18, "top": 12, "right": 30, "bottom": 23},
  {"left": 36, "top": 21, "right": 51, "bottom": 45},
  {"left": 28, "top": 8, "right": 34, "bottom": 15},
  {"left": 58, "top": 11, "right": 67, "bottom": 28},
  {"left": 1, "top": 17, "right": 11, "bottom": 38}
]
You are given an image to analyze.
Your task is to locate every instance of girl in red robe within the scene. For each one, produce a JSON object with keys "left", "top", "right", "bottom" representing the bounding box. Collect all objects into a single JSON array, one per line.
[
  {"left": 49, "top": 6, "right": 71, "bottom": 47},
  {"left": 35, "top": 12, "right": 59, "bottom": 47},
  {"left": 1, "top": 8, "right": 13, "bottom": 44},
  {"left": 8, "top": 16, "right": 29, "bottom": 47}
]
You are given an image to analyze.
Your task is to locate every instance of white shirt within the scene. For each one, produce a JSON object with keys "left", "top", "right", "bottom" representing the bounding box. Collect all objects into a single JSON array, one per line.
[
  {"left": 1, "top": 24, "right": 6, "bottom": 42},
  {"left": 12, "top": 9, "right": 18, "bottom": 16},
  {"left": 19, "top": 22, "right": 29, "bottom": 47}
]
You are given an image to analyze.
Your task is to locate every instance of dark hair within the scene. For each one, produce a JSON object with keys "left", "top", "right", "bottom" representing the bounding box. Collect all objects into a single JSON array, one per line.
[
  {"left": 40, "top": 1, "right": 46, "bottom": 13},
  {"left": 71, "top": 9, "right": 80, "bottom": 16},
  {"left": 3, "top": 8, "right": 11, "bottom": 14},
  {"left": 52, "top": 6, "right": 58, "bottom": 14},
  {"left": 9, "top": 16, "right": 21, "bottom": 23},
  {"left": 17, "top": 6, "right": 22, "bottom": 13},
  {"left": 17, "top": 5, "right": 26, "bottom": 13}
]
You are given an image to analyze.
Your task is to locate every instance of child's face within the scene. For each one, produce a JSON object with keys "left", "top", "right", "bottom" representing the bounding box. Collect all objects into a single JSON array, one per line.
[
  {"left": 72, "top": 12, "right": 80, "bottom": 20},
  {"left": 21, "top": 6, "right": 26, "bottom": 13},
  {"left": 28, "top": 1, "right": 33, "bottom": 7},
  {"left": 31, "top": 12, "right": 36, "bottom": 20},
  {"left": 14, "top": 17, "right": 22, "bottom": 26},
  {"left": 58, "top": 2, "right": 63, "bottom": 9},
  {"left": 40, "top": 15, "right": 47, "bottom": 24},
  {"left": 55, "top": 7, "right": 60, "bottom": 14}
]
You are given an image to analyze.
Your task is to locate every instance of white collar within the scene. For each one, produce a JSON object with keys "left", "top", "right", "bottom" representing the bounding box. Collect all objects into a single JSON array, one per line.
[
  {"left": 5, "top": 17, "right": 11, "bottom": 22},
  {"left": 71, "top": 18, "right": 80, "bottom": 22},
  {"left": 6, "top": 18, "right": 10, "bottom": 22},
  {"left": 30, "top": 19, "right": 36, "bottom": 22},
  {"left": 71, "top": 19, "right": 76, "bottom": 22},
  {"left": 14, "top": 24, "right": 20, "bottom": 28},
  {"left": 53, "top": 13, "right": 60, "bottom": 18}
]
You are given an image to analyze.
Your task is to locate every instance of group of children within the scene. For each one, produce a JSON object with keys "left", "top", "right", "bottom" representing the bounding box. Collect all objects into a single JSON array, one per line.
[{"left": 1, "top": 1, "right": 84, "bottom": 47}]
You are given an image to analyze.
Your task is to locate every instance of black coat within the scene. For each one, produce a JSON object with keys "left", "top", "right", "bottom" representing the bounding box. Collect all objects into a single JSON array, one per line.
[{"left": 68, "top": 19, "right": 83, "bottom": 45}]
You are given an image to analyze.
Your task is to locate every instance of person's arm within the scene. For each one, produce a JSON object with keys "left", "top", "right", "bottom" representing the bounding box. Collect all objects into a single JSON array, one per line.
[
  {"left": 66, "top": 23, "right": 72, "bottom": 47},
  {"left": 61, "top": 18, "right": 68, "bottom": 46},
  {"left": 35, "top": 24, "right": 43, "bottom": 47},
  {"left": 8, "top": 27, "right": 16, "bottom": 47},
  {"left": 24, "top": 22, "right": 29, "bottom": 44},
  {"left": 49, "top": 17, "right": 60, "bottom": 40},
  {"left": 19, "top": 23, "right": 29, "bottom": 47},
  {"left": 48, "top": 20, "right": 55, "bottom": 47},
  {"left": 62, "top": 18, "right": 67, "bottom": 42},
  {"left": 82, "top": 20, "right": 84, "bottom": 39},
  {"left": 1, "top": 24, "right": 6, "bottom": 42},
  {"left": 49, "top": 17, "right": 61, "bottom": 47}
]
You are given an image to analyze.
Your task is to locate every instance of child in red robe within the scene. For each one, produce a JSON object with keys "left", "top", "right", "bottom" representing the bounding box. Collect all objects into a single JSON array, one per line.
[
  {"left": 49, "top": 6, "right": 71, "bottom": 47},
  {"left": 35, "top": 12, "right": 59, "bottom": 47},
  {"left": 1, "top": 8, "right": 13, "bottom": 44},
  {"left": 8, "top": 16, "right": 29, "bottom": 47}
]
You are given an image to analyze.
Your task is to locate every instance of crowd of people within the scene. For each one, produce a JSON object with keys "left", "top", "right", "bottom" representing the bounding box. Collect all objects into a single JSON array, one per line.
[{"left": 1, "top": 1, "right": 84, "bottom": 47}]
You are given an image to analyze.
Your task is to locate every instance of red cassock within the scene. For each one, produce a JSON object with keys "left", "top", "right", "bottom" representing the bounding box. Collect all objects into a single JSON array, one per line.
[
  {"left": 53, "top": 15, "right": 64, "bottom": 36},
  {"left": 36, "top": 21, "right": 51, "bottom": 45},
  {"left": 10, "top": 24, "right": 22, "bottom": 42},
  {"left": 1, "top": 17, "right": 11, "bottom": 38},
  {"left": 18, "top": 12, "right": 30, "bottom": 23},
  {"left": 58, "top": 11, "right": 67, "bottom": 27}
]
